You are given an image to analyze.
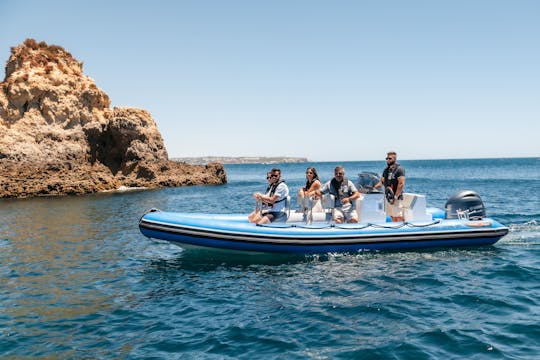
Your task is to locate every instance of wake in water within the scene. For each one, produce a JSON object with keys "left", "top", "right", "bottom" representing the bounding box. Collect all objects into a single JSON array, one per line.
[{"left": 503, "top": 220, "right": 540, "bottom": 245}]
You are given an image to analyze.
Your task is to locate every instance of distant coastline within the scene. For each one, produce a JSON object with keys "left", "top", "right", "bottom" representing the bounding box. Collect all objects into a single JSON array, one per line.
[
  {"left": 170, "top": 156, "right": 538, "bottom": 165},
  {"left": 171, "top": 156, "right": 308, "bottom": 165}
]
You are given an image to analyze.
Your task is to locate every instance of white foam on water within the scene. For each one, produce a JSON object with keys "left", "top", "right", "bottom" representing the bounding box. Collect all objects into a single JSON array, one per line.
[{"left": 500, "top": 220, "right": 540, "bottom": 245}]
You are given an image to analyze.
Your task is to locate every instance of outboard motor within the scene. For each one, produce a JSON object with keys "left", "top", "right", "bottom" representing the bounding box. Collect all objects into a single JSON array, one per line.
[{"left": 445, "top": 190, "right": 486, "bottom": 220}]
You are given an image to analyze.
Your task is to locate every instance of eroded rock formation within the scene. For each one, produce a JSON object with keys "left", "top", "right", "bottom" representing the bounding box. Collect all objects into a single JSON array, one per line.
[{"left": 0, "top": 39, "right": 226, "bottom": 198}]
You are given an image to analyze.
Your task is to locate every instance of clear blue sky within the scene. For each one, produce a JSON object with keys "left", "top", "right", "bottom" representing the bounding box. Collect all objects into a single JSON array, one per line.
[{"left": 1, "top": 0, "right": 539, "bottom": 161}]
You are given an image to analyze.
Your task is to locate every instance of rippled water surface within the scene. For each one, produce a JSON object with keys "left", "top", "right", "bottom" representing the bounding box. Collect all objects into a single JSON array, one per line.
[{"left": 1, "top": 158, "right": 539, "bottom": 359}]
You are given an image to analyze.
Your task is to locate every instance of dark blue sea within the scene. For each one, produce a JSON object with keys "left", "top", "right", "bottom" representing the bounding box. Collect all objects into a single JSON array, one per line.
[{"left": 1, "top": 158, "right": 539, "bottom": 359}]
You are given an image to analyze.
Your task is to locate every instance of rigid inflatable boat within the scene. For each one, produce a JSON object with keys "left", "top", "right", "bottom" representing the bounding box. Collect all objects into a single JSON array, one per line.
[{"left": 138, "top": 190, "right": 508, "bottom": 254}]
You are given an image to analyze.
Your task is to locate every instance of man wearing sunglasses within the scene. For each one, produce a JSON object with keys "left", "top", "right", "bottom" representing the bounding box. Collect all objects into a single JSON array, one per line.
[
  {"left": 373, "top": 151, "right": 406, "bottom": 222},
  {"left": 251, "top": 168, "right": 289, "bottom": 224}
]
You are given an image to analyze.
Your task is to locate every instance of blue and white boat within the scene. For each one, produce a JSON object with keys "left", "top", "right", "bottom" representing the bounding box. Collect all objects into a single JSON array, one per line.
[{"left": 139, "top": 190, "right": 508, "bottom": 254}]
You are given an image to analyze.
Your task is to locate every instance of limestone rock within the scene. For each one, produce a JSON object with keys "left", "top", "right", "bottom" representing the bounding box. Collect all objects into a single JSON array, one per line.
[{"left": 0, "top": 39, "right": 226, "bottom": 198}]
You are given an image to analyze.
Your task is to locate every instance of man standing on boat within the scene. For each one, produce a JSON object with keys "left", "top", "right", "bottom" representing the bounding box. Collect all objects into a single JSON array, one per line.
[
  {"left": 316, "top": 166, "right": 360, "bottom": 224},
  {"left": 373, "top": 151, "right": 406, "bottom": 222},
  {"left": 251, "top": 168, "right": 289, "bottom": 224}
]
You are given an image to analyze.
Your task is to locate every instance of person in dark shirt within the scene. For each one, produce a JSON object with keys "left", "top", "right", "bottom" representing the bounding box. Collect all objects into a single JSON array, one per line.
[{"left": 373, "top": 151, "right": 406, "bottom": 222}]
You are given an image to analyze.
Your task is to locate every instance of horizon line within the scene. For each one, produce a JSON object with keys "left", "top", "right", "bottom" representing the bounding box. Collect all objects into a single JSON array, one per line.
[{"left": 170, "top": 155, "right": 539, "bottom": 162}]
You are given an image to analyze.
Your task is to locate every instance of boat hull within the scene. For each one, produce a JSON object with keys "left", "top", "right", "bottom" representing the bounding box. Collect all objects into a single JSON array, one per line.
[{"left": 139, "top": 211, "right": 509, "bottom": 254}]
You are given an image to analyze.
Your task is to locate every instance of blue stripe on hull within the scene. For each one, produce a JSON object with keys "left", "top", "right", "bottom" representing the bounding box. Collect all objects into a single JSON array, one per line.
[{"left": 140, "top": 227, "right": 502, "bottom": 254}]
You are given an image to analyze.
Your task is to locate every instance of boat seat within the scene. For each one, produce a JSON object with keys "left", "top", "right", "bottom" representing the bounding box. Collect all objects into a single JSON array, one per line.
[
  {"left": 401, "top": 193, "right": 432, "bottom": 222},
  {"left": 309, "top": 194, "right": 335, "bottom": 223},
  {"left": 321, "top": 193, "right": 335, "bottom": 211},
  {"left": 286, "top": 211, "right": 306, "bottom": 223},
  {"left": 297, "top": 193, "right": 323, "bottom": 212},
  {"left": 288, "top": 194, "right": 333, "bottom": 223},
  {"left": 356, "top": 192, "right": 387, "bottom": 223}
]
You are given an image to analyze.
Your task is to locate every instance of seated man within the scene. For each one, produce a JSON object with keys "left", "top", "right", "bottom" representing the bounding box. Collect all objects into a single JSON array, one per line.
[
  {"left": 251, "top": 168, "right": 289, "bottom": 224},
  {"left": 315, "top": 166, "right": 360, "bottom": 224}
]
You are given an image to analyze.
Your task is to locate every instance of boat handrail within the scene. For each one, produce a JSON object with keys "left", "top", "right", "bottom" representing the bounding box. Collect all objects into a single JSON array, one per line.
[{"left": 257, "top": 219, "right": 443, "bottom": 230}]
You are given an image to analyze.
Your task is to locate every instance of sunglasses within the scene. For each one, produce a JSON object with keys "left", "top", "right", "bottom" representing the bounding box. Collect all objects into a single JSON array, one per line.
[{"left": 386, "top": 157, "right": 394, "bottom": 160}]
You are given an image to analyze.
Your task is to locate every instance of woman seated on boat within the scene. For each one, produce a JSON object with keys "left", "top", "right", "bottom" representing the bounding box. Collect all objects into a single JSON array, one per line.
[
  {"left": 248, "top": 168, "right": 290, "bottom": 224},
  {"left": 298, "top": 166, "right": 322, "bottom": 211},
  {"left": 299, "top": 166, "right": 321, "bottom": 198}
]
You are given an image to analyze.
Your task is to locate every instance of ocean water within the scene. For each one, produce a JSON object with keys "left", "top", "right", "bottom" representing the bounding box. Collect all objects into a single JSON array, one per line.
[{"left": 1, "top": 158, "right": 539, "bottom": 359}]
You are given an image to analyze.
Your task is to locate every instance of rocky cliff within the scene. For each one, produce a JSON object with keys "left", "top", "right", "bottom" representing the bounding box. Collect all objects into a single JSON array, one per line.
[{"left": 0, "top": 39, "right": 226, "bottom": 198}]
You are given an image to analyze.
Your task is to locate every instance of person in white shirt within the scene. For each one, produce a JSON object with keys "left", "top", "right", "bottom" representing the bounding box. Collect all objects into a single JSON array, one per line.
[{"left": 249, "top": 168, "right": 289, "bottom": 224}]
